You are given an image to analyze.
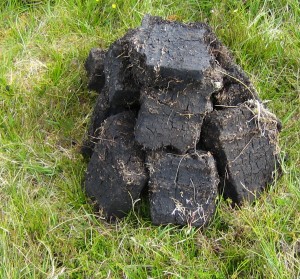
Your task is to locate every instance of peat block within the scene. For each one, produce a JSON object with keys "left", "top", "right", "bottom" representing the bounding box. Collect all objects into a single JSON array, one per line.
[
  {"left": 200, "top": 103, "right": 280, "bottom": 204},
  {"left": 129, "top": 15, "right": 223, "bottom": 87},
  {"left": 147, "top": 151, "right": 219, "bottom": 227},
  {"left": 85, "top": 111, "right": 148, "bottom": 219},
  {"left": 82, "top": 15, "right": 281, "bottom": 227},
  {"left": 104, "top": 30, "right": 140, "bottom": 109},
  {"left": 85, "top": 48, "right": 106, "bottom": 92},
  {"left": 81, "top": 93, "right": 110, "bottom": 159},
  {"left": 135, "top": 87, "right": 206, "bottom": 153}
]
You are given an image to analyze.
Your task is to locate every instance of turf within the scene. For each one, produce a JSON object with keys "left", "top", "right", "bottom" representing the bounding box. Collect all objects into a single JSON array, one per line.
[{"left": 0, "top": 0, "right": 299, "bottom": 278}]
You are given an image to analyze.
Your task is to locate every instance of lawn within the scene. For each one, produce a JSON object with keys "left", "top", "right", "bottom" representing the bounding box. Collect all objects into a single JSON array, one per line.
[{"left": 0, "top": 0, "right": 299, "bottom": 278}]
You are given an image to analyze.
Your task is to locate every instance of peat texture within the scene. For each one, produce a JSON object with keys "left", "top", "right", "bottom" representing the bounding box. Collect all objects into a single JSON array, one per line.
[{"left": 82, "top": 15, "right": 281, "bottom": 227}]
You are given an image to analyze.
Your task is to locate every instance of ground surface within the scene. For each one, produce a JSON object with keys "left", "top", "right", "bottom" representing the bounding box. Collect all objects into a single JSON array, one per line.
[{"left": 0, "top": 0, "right": 299, "bottom": 278}]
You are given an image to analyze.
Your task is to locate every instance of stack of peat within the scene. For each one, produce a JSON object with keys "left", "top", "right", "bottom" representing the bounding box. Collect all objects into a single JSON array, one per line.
[{"left": 82, "top": 15, "right": 281, "bottom": 227}]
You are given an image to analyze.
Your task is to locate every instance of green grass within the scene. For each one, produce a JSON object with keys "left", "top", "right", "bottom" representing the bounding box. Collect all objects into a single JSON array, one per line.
[{"left": 0, "top": 0, "right": 299, "bottom": 278}]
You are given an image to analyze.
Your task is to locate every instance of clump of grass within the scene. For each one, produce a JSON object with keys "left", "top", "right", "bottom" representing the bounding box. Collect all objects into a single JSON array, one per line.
[{"left": 0, "top": 0, "right": 299, "bottom": 278}]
